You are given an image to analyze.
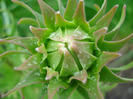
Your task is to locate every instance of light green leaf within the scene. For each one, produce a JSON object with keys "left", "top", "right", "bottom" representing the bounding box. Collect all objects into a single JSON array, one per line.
[
  {"left": 39, "top": 82, "right": 48, "bottom": 99},
  {"left": 94, "top": 4, "right": 100, "bottom": 12},
  {"left": 99, "top": 33, "right": 133, "bottom": 52},
  {"left": 100, "top": 66, "right": 133, "bottom": 83},
  {"left": 0, "top": 37, "right": 38, "bottom": 54},
  {"left": 1, "top": 69, "right": 46, "bottom": 98},
  {"left": 38, "top": 0, "right": 55, "bottom": 30},
  {"left": 64, "top": 0, "right": 77, "bottom": 21},
  {"left": 14, "top": 53, "right": 42, "bottom": 70}
]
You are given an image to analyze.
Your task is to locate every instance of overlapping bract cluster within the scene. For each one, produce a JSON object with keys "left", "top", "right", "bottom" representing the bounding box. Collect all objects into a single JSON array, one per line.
[{"left": 0, "top": 0, "right": 133, "bottom": 99}]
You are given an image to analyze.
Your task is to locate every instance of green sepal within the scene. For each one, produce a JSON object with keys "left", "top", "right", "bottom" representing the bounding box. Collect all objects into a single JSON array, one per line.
[
  {"left": 77, "top": 86, "right": 90, "bottom": 99},
  {"left": 105, "top": 5, "right": 126, "bottom": 41},
  {"left": 39, "top": 82, "right": 48, "bottom": 99},
  {"left": 30, "top": 26, "right": 53, "bottom": 44},
  {"left": 95, "top": 5, "right": 118, "bottom": 30},
  {"left": 38, "top": 0, "right": 55, "bottom": 30},
  {"left": 60, "top": 49, "right": 79, "bottom": 77},
  {"left": 46, "top": 41, "right": 60, "bottom": 52},
  {"left": 100, "top": 66, "right": 133, "bottom": 83},
  {"left": 47, "top": 50, "right": 62, "bottom": 70},
  {"left": 48, "top": 77, "right": 69, "bottom": 99},
  {"left": 99, "top": 33, "right": 133, "bottom": 52},
  {"left": 0, "top": 50, "right": 31, "bottom": 58},
  {"left": 73, "top": 0, "right": 90, "bottom": 33},
  {"left": 110, "top": 61, "right": 133, "bottom": 73},
  {"left": 68, "top": 69, "right": 87, "bottom": 84},
  {"left": 90, "top": 51, "right": 121, "bottom": 73},
  {"left": 55, "top": 11, "right": 76, "bottom": 28},
  {"left": 64, "top": 0, "right": 77, "bottom": 21},
  {"left": 57, "top": 0, "right": 65, "bottom": 16},
  {"left": 43, "top": 67, "right": 59, "bottom": 80},
  {"left": 0, "top": 37, "right": 38, "bottom": 54},
  {"left": 12, "top": 0, "right": 45, "bottom": 28},
  {"left": 58, "top": 82, "right": 78, "bottom": 99},
  {"left": 18, "top": 18, "right": 38, "bottom": 26},
  {"left": 78, "top": 74, "right": 103, "bottom": 99},
  {"left": 89, "top": 0, "right": 107, "bottom": 26},
  {"left": 14, "top": 53, "right": 42, "bottom": 70},
  {"left": 1, "top": 69, "right": 46, "bottom": 98},
  {"left": 35, "top": 44, "right": 47, "bottom": 61}
]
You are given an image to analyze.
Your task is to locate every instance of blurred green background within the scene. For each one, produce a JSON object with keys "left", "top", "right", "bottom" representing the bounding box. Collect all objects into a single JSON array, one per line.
[{"left": 0, "top": 0, "right": 133, "bottom": 99}]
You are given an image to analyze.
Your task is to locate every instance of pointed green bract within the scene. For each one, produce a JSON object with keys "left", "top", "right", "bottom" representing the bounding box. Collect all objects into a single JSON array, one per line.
[
  {"left": 99, "top": 33, "right": 133, "bottom": 52},
  {"left": 38, "top": 0, "right": 55, "bottom": 30},
  {"left": 95, "top": 5, "right": 118, "bottom": 30},
  {"left": 100, "top": 66, "right": 133, "bottom": 83},
  {"left": 73, "top": 0, "right": 90, "bottom": 32},
  {"left": 64, "top": 0, "right": 77, "bottom": 21},
  {"left": 89, "top": 0, "right": 107, "bottom": 26},
  {"left": 94, "top": 4, "right": 100, "bottom": 12},
  {"left": 105, "top": 5, "right": 126, "bottom": 41},
  {"left": 90, "top": 51, "right": 121, "bottom": 73},
  {"left": 30, "top": 26, "right": 52, "bottom": 44}
]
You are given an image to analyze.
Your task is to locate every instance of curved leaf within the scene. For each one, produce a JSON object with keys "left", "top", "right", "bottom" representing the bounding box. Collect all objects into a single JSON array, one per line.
[
  {"left": 110, "top": 61, "right": 133, "bottom": 73},
  {"left": 12, "top": 0, "right": 44, "bottom": 27},
  {"left": 99, "top": 33, "right": 133, "bottom": 52},
  {"left": 94, "top": 4, "right": 100, "bottom": 12},
  {"left": 38, "top": 0, "right": 55, "bottom": 30},
  {"left": 18, "top": 18, "right": 38, "bottom": 26},
  {"left": 100, "top": 66, "right": 133, "bottom": 83},
  {"left": 39, "top": 82, "right": 48, "bottom": 99},
  {"left": 105, "top": 5, "right": 126, "bottom": 41}
]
